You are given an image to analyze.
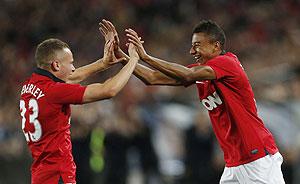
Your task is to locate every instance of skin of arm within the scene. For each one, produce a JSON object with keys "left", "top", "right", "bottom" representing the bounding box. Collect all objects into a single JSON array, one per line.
[
  {"left": 142, "top": 55, "right": 216, "bottom": 82},
  {"left": 99, "top": 19, "right": 182, "bottom": 86},
  {"left": 125, "top": 28, "right": 216, "bottom": 83},
  {"left": 66, "top": 58, "right": 110, "bottom": 84},
  {"left": 81, "top": 41, "right": 138, "bottom": 103},
  {"left": 117, "top": 48, "right": 182, "bottom": 86}
]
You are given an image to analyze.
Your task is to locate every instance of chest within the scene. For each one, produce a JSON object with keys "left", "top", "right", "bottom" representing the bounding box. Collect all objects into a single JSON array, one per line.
[{"left": 195, "top": 80, "right": 223, "bottom": 111}]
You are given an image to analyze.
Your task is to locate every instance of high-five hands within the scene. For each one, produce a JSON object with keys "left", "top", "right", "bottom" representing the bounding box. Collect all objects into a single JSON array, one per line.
[{"left": 100, "top": 19, "right": 147, "bottom": 61}]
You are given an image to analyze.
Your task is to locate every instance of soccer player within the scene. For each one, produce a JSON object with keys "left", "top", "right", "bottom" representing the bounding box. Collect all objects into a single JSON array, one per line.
[
  {"left": 100, "top": 20, "right": 285, "bottom": 183},
  {"left": 19, "top": 25, "right": 140, "bottom": 183}
]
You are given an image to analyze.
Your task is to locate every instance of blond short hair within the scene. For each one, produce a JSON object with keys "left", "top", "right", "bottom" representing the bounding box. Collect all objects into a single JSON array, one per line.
[{"left": 35, "top": 38, "right": 70, "bottom": 68}]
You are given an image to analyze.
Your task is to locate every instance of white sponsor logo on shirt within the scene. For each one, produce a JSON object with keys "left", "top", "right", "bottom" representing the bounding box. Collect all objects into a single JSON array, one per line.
[{"left": 201, "top": 91, "right": 222, "bottom": 110}]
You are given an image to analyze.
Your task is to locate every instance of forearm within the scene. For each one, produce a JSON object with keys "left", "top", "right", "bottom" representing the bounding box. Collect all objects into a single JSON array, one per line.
[
  {"left": 142, "top": 55, "right": 192, "bottom": 81},
  {"left": 117, "top": 48, "right": 162, "bottom": 85},
  {"left": 82, "top": 57, "right": 138, "bottom": 103},
  {"left": 105, "top": 56, "right": 138, "bottom": 94},
  {"left": 67, "top": 58, "right": 109, "bottom": 84}
]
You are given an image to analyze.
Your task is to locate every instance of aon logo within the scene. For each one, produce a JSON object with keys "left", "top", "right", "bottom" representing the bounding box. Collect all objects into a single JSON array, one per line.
[{"left": 201, "top": 92, "right": 223, "bottom": 110}]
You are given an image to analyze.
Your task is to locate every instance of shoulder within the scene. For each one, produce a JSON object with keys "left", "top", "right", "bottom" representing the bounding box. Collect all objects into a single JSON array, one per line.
[
  {"left": 210, "top": 52, "right": 238, "bottom": 63},
  {"left": 206, "top": 52, "right": 241, "bottom": 69},
  {"left": 48, "top": 82, "right": 83, "bottom": 91},
  {"left": 204, "top": 52, "right": 243, "bottom": 80}
]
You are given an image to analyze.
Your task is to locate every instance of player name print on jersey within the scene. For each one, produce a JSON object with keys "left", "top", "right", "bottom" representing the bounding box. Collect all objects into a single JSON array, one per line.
[
  {"left": 21, "top": 84, "right": 45, "bottom": 99},
  {"left": 201, "top": 91, "right": 222, "bottom": 110}
]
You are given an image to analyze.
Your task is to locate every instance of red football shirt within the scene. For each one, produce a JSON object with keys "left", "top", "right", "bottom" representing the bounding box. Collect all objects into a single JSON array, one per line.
[
  {"left": 188, "top": 52, "right": 278, "bottom": 167},
  {"left": 19, "top": 68, "right": 86, "bottom": 172}
]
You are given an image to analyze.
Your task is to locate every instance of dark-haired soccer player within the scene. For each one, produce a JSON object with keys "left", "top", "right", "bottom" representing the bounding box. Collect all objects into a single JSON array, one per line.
[
  {"left": 101, "top": 19, "right": 285, "bottom": 183},
  {"left": 19, "top": 24, "right": 139, "bottom": 184}
]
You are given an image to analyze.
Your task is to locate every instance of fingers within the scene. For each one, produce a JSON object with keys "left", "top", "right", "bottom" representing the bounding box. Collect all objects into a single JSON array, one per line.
[
  {"left": 101, "top": 19, "right": 113, "bottom": 32},
  {"left": 126, "top": 33, "right": 140, "bottom": 43},
  {"left": 104, "top": 20, "right": 117, "bottom": 34},
  {"left": 103, "top": 19, "right": 120, "bottom": 45},
  {"left": 99, "top": 27, "right": 107, "bottom": 37},
  {"left": 125, "top": 28, "right": 145, "bottom": 43},
  {"left": 128, "top": 39, "right": 140, "bottom": 48},
  {"left": 125, "top": 28, "right": 138, "bottom": 37},
  {"left": 99, "top": 22, "right": 108, "bottom": 34},
  {"left": 126, "top": 34, "right": 142, "bottom": 48}
]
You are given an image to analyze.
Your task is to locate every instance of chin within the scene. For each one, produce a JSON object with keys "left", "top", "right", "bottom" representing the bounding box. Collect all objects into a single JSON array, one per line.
[{"left": 196, "top": 59, "right": 204, "bottom": 64}]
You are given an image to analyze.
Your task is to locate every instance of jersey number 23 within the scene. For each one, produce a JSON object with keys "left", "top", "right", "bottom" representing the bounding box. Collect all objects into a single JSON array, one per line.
[{"left": 20, "top": 99, "right": 42, "bottom": 142}]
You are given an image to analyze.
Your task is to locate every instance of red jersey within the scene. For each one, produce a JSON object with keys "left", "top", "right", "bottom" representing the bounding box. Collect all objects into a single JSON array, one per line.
[
  {"left": 19, "top": 68, "right": 86, "bottom": 172},
  {"left": 188, "top": 52, "right": 278, "bottom": 167}
]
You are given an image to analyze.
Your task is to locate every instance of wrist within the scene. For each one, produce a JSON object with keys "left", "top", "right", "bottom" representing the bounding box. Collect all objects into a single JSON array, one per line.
[
  {"left": 131, "top": 55, "right": 139, "bottom": 61},
  {"left": 100, "top": 58, "right": 109, "bottom": 68}
]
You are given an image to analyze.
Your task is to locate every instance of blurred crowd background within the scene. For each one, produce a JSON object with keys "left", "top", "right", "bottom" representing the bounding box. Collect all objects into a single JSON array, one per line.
[{"left": 0, "top": 0, "right": 300, "bottom": 183}]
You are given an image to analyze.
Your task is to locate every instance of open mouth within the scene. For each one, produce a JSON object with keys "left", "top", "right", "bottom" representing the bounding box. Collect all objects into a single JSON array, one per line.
[{"left": 194, "top": 56, "right": 202, "bottom": 62}]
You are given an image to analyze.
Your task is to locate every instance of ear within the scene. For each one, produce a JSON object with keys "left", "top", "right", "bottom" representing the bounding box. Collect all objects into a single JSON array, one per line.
[
  {"left": 51, "top": 61, "right": 60, "bottom": 71},
  {"left": 214, "top": 41, "right": 221, "bottom": 51},
  {"left": 215, "top": 41, "right": 221, "bottom": 49}
]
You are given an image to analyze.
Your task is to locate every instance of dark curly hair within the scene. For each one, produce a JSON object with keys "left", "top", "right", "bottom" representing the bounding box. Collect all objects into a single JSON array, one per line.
[{"left": 193, "top": 20, "right": 226, "bottom": 50}]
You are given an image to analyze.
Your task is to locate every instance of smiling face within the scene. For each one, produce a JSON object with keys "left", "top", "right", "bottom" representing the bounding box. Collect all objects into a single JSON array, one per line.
[{"left": 190, "top": 32, "right": 222, "bottom": 64}]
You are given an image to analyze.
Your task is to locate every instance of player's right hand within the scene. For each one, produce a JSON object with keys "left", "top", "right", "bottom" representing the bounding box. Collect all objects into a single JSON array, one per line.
[{"left": 103, "top": 40, "right": 125, "bottom": 65}]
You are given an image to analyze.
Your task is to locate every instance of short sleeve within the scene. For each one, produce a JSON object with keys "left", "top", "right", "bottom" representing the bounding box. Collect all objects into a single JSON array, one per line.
[
  {"left": 205, "top": 55, "right": 240, "bottom": 80},
  {"left": 47, "top": 82, "right": 87, "bottom": 104}
]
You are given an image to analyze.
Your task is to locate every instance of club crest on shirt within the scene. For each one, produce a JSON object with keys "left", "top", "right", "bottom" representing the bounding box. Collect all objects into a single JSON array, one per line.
[{"left": 201, "top": 91, "right": 222, "bottom": 110}]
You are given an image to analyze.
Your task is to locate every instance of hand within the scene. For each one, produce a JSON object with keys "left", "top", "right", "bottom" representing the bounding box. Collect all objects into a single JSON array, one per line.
[
  {"left": 99, "top": 19, "right": 120, "bottom": 52},
  {"left": 103, "top": 40, "right": 125, "bottom": 66},
  {"left": 125, "top": 28, "right": 148, "bottom": 60},
  {"left": 127, "top": 43, "right": 139, "bottom": 60}
]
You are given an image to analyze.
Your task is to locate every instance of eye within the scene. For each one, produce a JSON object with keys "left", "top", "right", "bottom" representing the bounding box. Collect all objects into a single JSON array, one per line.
[{"left": 192, "top": 43, "right": 201, "bottom": 48}]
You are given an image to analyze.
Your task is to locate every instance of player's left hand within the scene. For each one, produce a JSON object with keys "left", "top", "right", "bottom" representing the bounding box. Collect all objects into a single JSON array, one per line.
[{"left": 127, "top": 43, "right": 139, "bottom": 60}]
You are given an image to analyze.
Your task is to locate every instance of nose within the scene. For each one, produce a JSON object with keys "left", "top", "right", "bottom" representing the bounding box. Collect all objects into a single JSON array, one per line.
[
  {"left": 71, "top": 64, "right": 75, "bottom": 72},
  {"left": 190, "top": 46, "right": 196, "bottom": 55}
]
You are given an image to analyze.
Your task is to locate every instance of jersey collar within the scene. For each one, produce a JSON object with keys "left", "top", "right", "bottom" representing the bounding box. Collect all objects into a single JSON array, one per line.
[{"left": 34, "top": 68, "right": 65, "bottom": 83}]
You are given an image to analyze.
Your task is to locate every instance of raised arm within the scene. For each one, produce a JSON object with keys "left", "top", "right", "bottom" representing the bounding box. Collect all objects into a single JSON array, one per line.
[
  {"left": 82, "top": 41, "right": 138, "bottom": 103},
  {"left": 126, "top": 28, "right": 216, "bottom": 83},
  {"left": 66, "top": 20, "right": 125, "bottom": 84},
  {"left": 66, "top": 58, "right": 110, "bottom": 84},
  {"left": 100, "top": 19, "right": 182, "bottom": 86}
]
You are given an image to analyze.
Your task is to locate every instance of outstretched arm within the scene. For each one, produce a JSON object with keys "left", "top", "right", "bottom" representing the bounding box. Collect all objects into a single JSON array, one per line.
[
  {"left": 100, "top": 19, "right": 182, "bottom": 86},
  {"left": 82, "top": 41, "right": 138, "bottom": 103},
  {"left": 117, "top": 48, "right": 182, "bottom": 86},
  {"left": 66, "top": 58, "right": 110, "bottom": 84},
  {"left": 126, "top": 28, "right": 216, "bottom": 83}
]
